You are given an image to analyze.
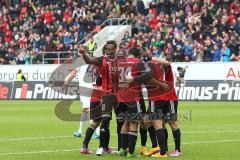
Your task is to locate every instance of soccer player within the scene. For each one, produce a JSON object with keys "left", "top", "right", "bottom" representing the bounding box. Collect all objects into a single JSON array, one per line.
[
  {"left": 155, "top": 55, "right": 182, "bottom": 157},
  {"left": 139, "top": 55, "right": 170, "bottom": 156},
  {"left": 78, "top": 40, "right": 119, "bottom": 156},
  {"left": 80, "top": 44, "right": 115, "bottom": 154},
  {"left": 80, "top": 65, "right": 102, "bottom": 154},
  {"left": 118, "top": 47, "right": 154, "bottom": 157},
  {"left": 143, "top": 57, "right": 171, "bottom": 158},
  {"left": 63, "top": 65, "right": 100, "bottom": 139}
]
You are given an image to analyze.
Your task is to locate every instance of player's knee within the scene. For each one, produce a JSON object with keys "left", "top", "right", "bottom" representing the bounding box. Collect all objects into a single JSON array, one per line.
[
  {"left": 83, "top": 108, "right": 90, "bottom": 112},
  {"left": 162, "top": 121, "right": 167, "bottom": 129},
  {"left": 169, "top": 121, "right": 178, "bottom": 130},
  {"left": 140, "top": 121, "right": 146, "bottom": 129},
  {"left": 121, "top": 121, "right": 129, "bottom": 133},
  {"left": 129, "top": 122, "right": 139, "bottom": 131},
  {"left": 153, "top": 120, "right": 163, "bottom": 130},
  {"left": 93, "top": 120, "right": 101, "bottom": 128},
  {"left": 117, "top": 119, "right": 124, "bottom": 132}
]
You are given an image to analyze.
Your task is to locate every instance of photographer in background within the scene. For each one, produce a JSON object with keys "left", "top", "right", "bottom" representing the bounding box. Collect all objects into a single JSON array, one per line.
[{"left": 176, "top": 66, "right": 187, "bottom": 87}]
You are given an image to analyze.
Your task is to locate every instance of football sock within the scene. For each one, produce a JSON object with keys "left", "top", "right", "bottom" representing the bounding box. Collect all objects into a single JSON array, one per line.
[
  {"left": 117, "top": 120, "right": 124, "bottom": 150},
  {"left": 78, "top": 121, "right": 85, "bottom": 134},
  {"left": 121, "top": 132, "right": 129, "bottom": 150},
  {"left": 83, "top": 125, "right": 96, "bottom": 148},
  {"left": 99, "top": 117, "right": 110, "bottom": 148},
  {"left": 164, "top": 128, "right": 168, "bottom": 151},
  {"left": 140, "top": 128, "right": 147, "bottom": 146},
  {"left": 148, "top": 126, "right": 158, "bottom": 148},
  {"left": 172, "top": 128, "right": 181, "bottom": 151},
  {"left": 156, "top": 128, "right": 167, "bottom": 155},
  {"left": 128, "top": 131, "right": 138, "bottom": 154}
]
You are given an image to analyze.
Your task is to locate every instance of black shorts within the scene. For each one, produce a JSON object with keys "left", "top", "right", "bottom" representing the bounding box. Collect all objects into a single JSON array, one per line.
[
  {"left": 148, "top": 100, "right": 178, "bottom": 121},
  {"left": 101, "top": 95, "right": 118, "bottom": 118},
  {"left": 114, "top": 102, "right": 127, "bottom": 123},
  {"left": 90, "top": 101, "right": 101, "bottom": 120},
  {"left": 117, "top": 101, "right": 142, "bottom": 122}
]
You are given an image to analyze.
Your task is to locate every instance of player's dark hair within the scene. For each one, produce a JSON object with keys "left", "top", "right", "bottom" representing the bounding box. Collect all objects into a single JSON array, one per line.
[
  {"left": 106, "top": 40, "right": 117, "bottom": 49},
  {"left": 165, "top": 55, "right": 173, "bottom": 62},
  {"left": 129, "top": 47, "right": 140, "bottom": 58}
]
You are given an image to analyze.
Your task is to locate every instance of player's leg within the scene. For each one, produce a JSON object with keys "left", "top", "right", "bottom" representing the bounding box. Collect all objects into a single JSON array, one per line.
[
  {"left": 97, "top": 116, "right": 112, "bottom": 154},
  {"left": 92, "top": 126, "right": 100, "bottom": 139},
  {"left": 116, "top": 119, "right": 124, "bottom": 151},
  {"left": 139, "top": 123, "right": 148, "bottom": 155},
  {"left": 144, "top": 101, "right": 160, "bottom": 156},
  {"left": 74, "top": 97, "right": 90, "bottom": 137},
  {"left": 119, "top": 120, "right": 129, "bottom": 156},
  {"left": 161, "top": 101, "right": 169, "bottom": 152},
  {"left": 162, "top": 120, "right": 169, "bottom": 152},
  {"left": 167, "top": 100, "right": 182, "bottom": 157},
  {"left": 147, "top": 125, "right": 159, "bottom": 155},
  {"left": 81, "top": 101, "right": 102, "bottom": 154},
  {"left": 114, "top": 102, "right": 125, "bottom": 152},
  {"left": 150, "top": 101, "right": 167, "bottom": 158},
  {"left": 126, "top": 101, "right": 141, "bottom": 157},
  {"left": 91, "top": 102, "right": 101, "bottom": 139},
  {"left": 139, "top": 99, "right": 148, "bottom": 155},
  {"left": 127, "top": 121, "right": 139, "bottom": 157},
  {"left": 81, "top": 120, "right": 101, "bottom": 154},
  {"left": 96, "top": 95, "right": 117, "bottom": 156}
]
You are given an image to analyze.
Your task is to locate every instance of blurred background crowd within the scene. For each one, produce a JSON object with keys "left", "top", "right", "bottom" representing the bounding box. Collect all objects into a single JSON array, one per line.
[{"left": 0, "top": 0, "right": 240, "bottom": 64}]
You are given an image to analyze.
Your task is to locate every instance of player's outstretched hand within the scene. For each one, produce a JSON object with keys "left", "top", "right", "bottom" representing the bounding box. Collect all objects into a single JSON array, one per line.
[
  {"left": 77, "top": 45, "right": 88, "bottom": 56},
  {"left": 161, "top": 82, "right": 171, "bottom": 92}
]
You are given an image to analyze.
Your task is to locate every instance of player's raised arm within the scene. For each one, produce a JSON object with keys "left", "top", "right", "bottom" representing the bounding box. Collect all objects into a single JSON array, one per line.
[
  {"left": 152, "top": 57, "right": 171, "bottom": 65},
  {"left": 133, "top": 59, "right": 153, "bottom": 83},
  {"left": 146, "top": 62, "right": 170, "bottom": 92},
  {"left": 64, "top": 69, "right": 78, "bottom": 86},
  {"left": 77, "top": 45, "right": 102, "bottom": 67}
]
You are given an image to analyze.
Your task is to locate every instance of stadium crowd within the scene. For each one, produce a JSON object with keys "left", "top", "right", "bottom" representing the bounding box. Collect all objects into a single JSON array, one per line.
[{"left": 0, "top": 0, "right": 240, "bottom": 64}]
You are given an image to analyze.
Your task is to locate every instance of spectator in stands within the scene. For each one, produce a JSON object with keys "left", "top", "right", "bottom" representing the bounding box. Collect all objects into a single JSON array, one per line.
[
  {"left": 192, "top": 41, "right": 204, "bottom": 62},
  {"left": 221, "top": 43, "right": 231, "bottom": 62},
  {"left": 183, "top": 40, "right": 193, "bottom": 62},
  {"left": 0, "top": 0, "right": 240, "bottom": 64},
  {"left": 212, "top": 44, "right": 221, "bottom": 62},
  {"left": 152, "top": 46, "right": 160, "bottom": 58},
  {"left": 174, "top": 45, "right": 184, "bottom": 62},
  {"left": 203, "top": 36, "right": 213, "bottom": 62}
]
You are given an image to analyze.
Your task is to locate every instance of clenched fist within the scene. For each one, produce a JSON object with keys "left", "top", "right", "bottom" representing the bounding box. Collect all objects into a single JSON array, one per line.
[{"left": 77, "top": 45, "right": 88, "bottom": 56}]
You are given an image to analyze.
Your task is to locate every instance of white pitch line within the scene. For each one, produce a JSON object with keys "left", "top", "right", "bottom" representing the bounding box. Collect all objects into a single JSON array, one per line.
[
  {"left": 182, "top": 130, "right": 240, "bottom": 134},
  {"left": 0, "top": 149, "right": 80, "bottom": 156},
  {"left": 0, "top": 136, "right": 72, "bottom": 142},
  {"left": 1, "top": 130, "right": 240, "bottom": 142},
  {"left": 182, "top": 139, "right": 240, "bottom": 145},
  {"left": 0, "top": 139, "right": 240, "bottom": 156}
]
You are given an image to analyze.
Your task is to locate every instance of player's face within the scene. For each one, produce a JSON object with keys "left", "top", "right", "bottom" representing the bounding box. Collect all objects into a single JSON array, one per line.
[{"left": 105, "top": 44, "right": 116, "bottom": 57}]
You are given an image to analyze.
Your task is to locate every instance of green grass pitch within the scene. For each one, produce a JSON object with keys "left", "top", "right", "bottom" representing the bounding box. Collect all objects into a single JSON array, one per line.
[{"left": 0, "top": 100, "right": 240, "bottom": 160}]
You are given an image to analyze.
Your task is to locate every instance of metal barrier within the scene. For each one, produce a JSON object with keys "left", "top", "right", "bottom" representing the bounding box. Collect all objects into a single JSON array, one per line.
[
  {"left": 39, "top": 51, "right": 95, "bottom": 64},
  {"left": 37, "top": 18, "right": 129, "bottom": 64},
  {"left": 39, "top": 51, "right": 77, "bottom": 64}
]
